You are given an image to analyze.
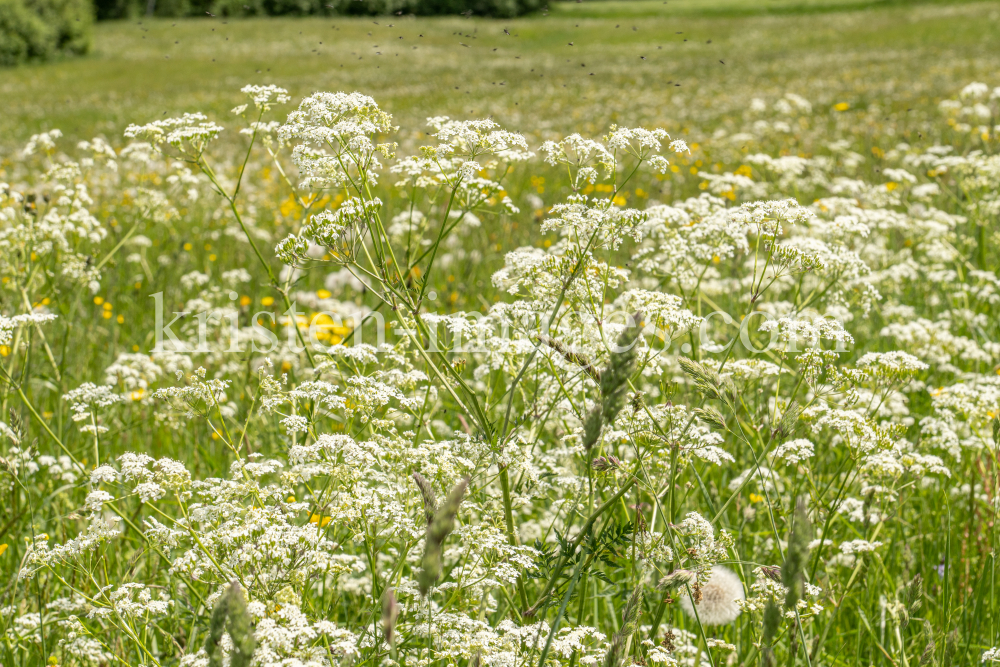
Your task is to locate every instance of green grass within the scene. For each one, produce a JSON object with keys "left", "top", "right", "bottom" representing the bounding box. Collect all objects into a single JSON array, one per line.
[
  {"left": 552, "top": 0, "right": 995, "bottom": 18},
  {"left": 1, "top": 0, "right": 999, "bottom": 149}
]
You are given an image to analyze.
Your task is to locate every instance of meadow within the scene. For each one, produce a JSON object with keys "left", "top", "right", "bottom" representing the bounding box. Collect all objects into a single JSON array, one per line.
[
  {"left": 4, "top": 0, "right": 1000, "bottom": 146},
  {"left": 2, "top": 2, "right": 1000, "bottom": 666}
]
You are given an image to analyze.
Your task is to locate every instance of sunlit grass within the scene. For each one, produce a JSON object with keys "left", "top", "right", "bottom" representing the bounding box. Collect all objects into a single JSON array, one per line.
[{"left": 1, "top": 0, "right": 999, "bottom": 147}]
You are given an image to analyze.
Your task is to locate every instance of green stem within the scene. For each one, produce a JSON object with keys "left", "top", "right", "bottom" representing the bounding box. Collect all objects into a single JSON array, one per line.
[{"left": 526, "top": 476, "right": 637, "bottom": 616}]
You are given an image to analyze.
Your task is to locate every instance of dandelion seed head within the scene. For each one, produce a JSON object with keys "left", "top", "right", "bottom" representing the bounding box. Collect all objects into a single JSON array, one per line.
[{"left": 679, "top": 566, "right": 744, "bottom": 626}]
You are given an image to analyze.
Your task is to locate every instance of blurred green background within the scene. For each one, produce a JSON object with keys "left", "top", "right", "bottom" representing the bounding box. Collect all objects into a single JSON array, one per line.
[
  {"left": 1, "top": 0, "right": 996, "bottom": 67},
  {"left": 2, "top": 0, "right": 999, "bottom": 151}
]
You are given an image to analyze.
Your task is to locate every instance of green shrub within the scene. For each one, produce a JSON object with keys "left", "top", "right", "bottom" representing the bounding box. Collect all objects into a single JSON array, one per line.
[
  {"left": 294, "top": 0, "right": 543, "bottom": 16},
  {"left": 95, "top": 0, "right": 538, "bottom": 20},
  {"left": 93, "top": 0, "right": 132, "bottom": 19},
  {"left": 318, "top": 0, "right": 540, "bottom": 16},
  {"left": 406, "top": 0, "right": 543, "bottom": 17},
  {"left": 26, "top": 0, "right": 93, "bottom": 50},
  {"left": 0, "top": 0, "right": 91, "bottom": 65},
  {"left": 0, "top": 0, "right": 51, "bottom": 64}
]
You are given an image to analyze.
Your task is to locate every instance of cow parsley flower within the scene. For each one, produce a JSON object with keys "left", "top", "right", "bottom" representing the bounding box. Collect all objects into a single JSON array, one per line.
[
  {"left": 125, "top": 113, "right": 224, "bottom": 154},
  {"left": 773, "top": 438, "right": 815, "bottom": 465},
  {"left": 241, "top": 84, "right": 290, "bottom": 111},
  {"left": 856, "top": 351, "right": 928, "bottom": 383},
  {"left": 840, "top": 539, "right": 883, "bottom": 555}
]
